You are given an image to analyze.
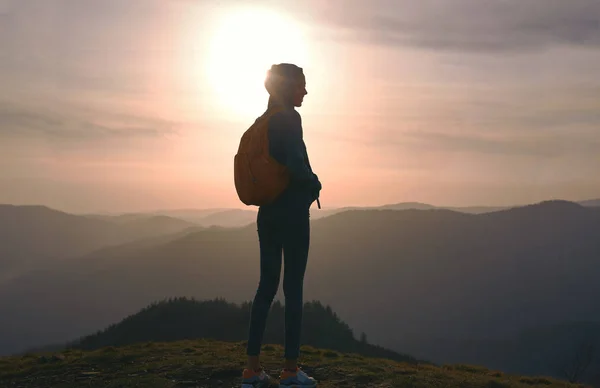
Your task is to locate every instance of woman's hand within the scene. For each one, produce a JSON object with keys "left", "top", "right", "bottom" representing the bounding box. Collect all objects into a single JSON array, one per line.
[{"left": 311, "top": 174, "right": 322, "bottom": 206}]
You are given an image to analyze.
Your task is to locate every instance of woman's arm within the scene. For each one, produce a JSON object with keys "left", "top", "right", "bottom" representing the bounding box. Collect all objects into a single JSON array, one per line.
[{"left": 268, "top": 110, "right": 314, "bottom": 185}]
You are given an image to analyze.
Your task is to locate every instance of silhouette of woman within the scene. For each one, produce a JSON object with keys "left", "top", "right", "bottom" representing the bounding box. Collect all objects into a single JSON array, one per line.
[{"left": 242, "top": 63, "right": 321, "bottom": 388}]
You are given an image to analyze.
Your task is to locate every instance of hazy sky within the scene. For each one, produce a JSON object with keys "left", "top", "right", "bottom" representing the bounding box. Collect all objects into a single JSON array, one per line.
[{"left": 1, "top": 0, "right": 599, "bottom": 213}]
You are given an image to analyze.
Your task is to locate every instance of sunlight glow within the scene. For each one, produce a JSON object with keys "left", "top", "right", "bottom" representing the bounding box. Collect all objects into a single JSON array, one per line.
[{"left": 205, "top": 7, "right": 309, "bottom": 118}]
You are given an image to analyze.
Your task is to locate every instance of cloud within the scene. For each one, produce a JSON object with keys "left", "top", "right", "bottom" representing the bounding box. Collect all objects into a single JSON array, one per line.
[
  {"left": 0, "top": 102, "right": 177, "bottom": 141},
  {"left": 398, "top": 131, "right": 571, "bottom": 158},
  {"left": 291, "top": 0, "right": 600, "bottom": 53}
]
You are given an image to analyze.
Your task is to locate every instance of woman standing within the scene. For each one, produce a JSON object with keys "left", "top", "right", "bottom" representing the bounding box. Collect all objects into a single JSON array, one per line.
[{"left": 242, "top": 63, "right": 321, "bottom": 388}]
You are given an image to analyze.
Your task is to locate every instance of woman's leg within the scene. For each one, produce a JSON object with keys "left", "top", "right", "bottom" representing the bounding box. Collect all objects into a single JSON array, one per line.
[
  {"left": 246, "top": 213, "right": 283, "bottom": 369},
  {"left": 281, "top": 213, "right": 311, "bottom": 366}
]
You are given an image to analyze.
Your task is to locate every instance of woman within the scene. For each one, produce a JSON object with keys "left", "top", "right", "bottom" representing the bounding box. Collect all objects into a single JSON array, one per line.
[{"left": 242, "top": 63, "right": 321, "bottom": 388}]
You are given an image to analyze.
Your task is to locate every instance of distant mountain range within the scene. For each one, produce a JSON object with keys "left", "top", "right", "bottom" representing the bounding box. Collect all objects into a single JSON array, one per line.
[
  {"left": 0, "top": 204, "right": 198, "bottom": 284},
  {"left": 82, "top": 198, "right": 600, "bottom": 228},
  {"left": 579, "top": 198, "right": 600, "bottom": 207},
  {"left": 86, "top": 208, "right": 257, "bottom": 228},
  {"left": 1, "top": 199, "right": 599, "bottom": 366},
  {"left": 313, "top": 198, "right": 600, "bottom": 218}
]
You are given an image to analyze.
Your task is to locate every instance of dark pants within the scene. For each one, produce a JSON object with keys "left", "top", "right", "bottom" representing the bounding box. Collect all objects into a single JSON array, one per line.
[{"left": 246, "top": 208, "right": 310, "bottom": 360}]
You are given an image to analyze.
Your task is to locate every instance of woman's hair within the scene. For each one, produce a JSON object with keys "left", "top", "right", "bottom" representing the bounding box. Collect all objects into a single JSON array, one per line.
[{"left": 264, "top": 63, "right": 304, "bottom": 98}]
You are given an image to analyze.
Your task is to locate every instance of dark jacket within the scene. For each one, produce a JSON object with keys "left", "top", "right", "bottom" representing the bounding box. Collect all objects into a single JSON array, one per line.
[{"left": 260, "top": 107, "right": 321, "bottom": 215}]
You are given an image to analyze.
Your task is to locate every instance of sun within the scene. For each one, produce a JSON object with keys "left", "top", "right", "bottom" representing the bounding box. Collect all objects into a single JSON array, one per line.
[{"left": 206, "top": 7, "right": 308, "bottom": 118}]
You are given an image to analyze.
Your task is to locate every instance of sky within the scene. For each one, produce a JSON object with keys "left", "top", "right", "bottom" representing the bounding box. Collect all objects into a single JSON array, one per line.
[{"left": 1, "top": 0, "right": 599, "bottom": 213}]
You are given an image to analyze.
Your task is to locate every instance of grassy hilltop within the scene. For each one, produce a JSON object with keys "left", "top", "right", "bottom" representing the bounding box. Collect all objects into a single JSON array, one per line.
[{"left": 0, "top": 339, "right": 586, "bottom": 388}]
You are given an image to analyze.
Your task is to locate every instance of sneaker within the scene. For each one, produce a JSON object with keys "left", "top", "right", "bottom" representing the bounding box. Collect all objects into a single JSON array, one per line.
[
  {"left": 242, "top": 368, "right": 272, "bottom": 388},
  {"left": 279, "top": 367, "right": 317, "bottom": 387}
]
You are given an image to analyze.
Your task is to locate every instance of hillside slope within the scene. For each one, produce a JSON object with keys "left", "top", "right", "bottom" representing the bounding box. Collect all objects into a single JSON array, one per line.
[{"left": 0, "top": 340, "right": 582, "bottom": 388}]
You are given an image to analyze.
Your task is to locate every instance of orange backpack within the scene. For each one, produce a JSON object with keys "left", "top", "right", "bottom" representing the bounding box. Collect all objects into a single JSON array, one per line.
[{"left": 234, "top": 107, "right": 290, "bottom": 206}]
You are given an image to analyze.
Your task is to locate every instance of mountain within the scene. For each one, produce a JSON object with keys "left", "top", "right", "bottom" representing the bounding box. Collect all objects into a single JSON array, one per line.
[
  {"left": 309, "top": 202, "right": 437, "bottom": 220},
  {"left": 317, "top": 197, "right": 599, "bottom": 215},
  {"left": 0, "top": 205, "right": 197, "bottom": 284},
  {"left": 149, "top": 208, "right": 234, "bottom": 222},
  {"left": 1, "top": 200, "right": 599, "bottom": 382},
  {"left": 111, "top": 201, "right": 510, "bottom": 228},
  {"left": 90, "top": 208, "right": 258, "bottom": 228},
  {"left": 151, "top": 208, "right": 257, "bottom": 227},
  {"left": 91, "top": 214, "right": 198, "bottom": 232},
  {"left": 313, "top": 201, "right": 510, "bottom": 219},
  {"left": 192, "top": 208, "right": 257, "bottom": 228},
  {"left": 91, "top": 197, "right": 599, "bottom": 229},
  {"left": 68, "top": 297, "right": 418, "bottom": 364},
  {"left": 0, "top": 340, "right": 577, "bottom": 388},
  {"left": 580, "top": 198, "right": 600, "bottom": 207}
]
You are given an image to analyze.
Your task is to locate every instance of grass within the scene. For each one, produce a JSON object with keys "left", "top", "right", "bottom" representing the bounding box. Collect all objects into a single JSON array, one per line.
[{"left": 0, "top": 339, "right": 589, "bottom": 387}]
